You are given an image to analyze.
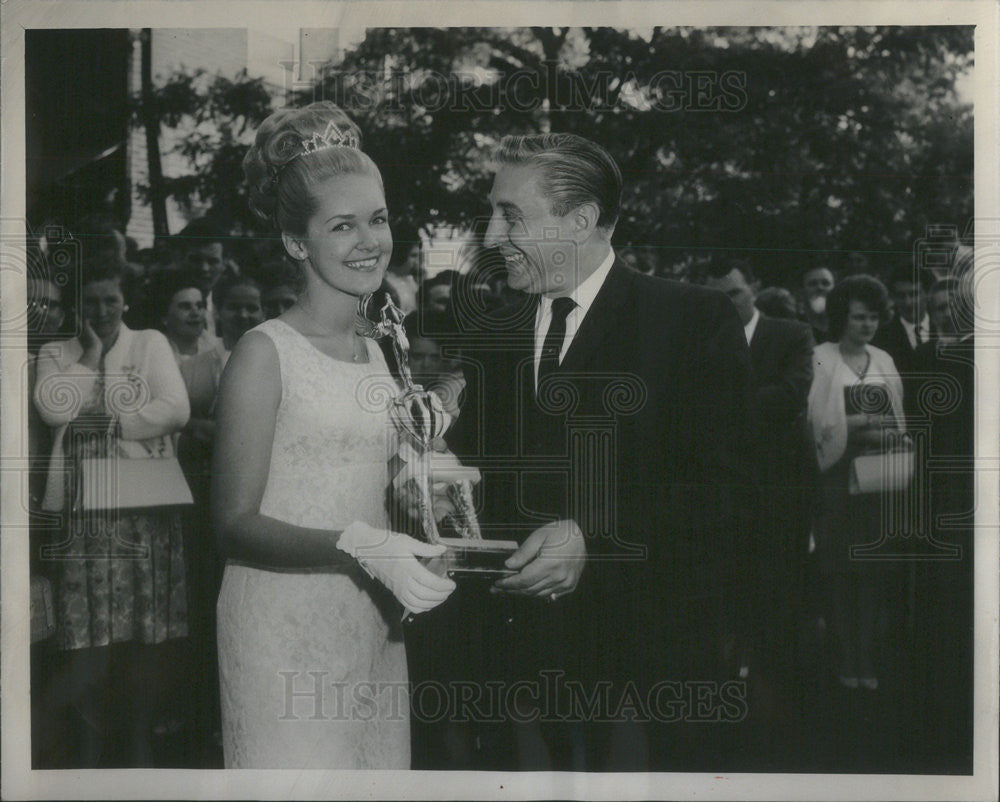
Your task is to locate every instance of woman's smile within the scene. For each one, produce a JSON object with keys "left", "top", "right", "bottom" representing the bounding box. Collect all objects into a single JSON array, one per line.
[{"left": 344, "top": 255, "right": 381, "bottom": 271}]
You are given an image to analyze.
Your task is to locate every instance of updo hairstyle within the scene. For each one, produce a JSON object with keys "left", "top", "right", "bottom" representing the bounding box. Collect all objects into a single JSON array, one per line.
[{"left": 243, "top": 101, "right": 382, "bottom": 237}]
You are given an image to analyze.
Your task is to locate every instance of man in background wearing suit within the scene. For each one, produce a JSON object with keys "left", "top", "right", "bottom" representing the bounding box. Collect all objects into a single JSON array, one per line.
[
  {"left": 445, "top": 133, "right": 753, "bottom": 772},
  {"left": 875, "top": 264, "right": 932, "bottom": 434},
  {"left": 704, "top": 257, "right": 815, "bottom": 767},
  {"left": 874, "top": 263, "right": 931, "bottom": 379},
  {"left": 904, "top": 264, "right": 974, "bottom": 770}
]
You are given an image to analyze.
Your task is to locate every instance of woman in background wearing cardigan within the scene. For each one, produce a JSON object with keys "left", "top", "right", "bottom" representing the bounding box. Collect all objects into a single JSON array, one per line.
[
  {"left": 34, "top": 249, "right": 190, "bottom": 766},
  {"left": 808, "top": 275, "right": 905, "bottom": 693}
]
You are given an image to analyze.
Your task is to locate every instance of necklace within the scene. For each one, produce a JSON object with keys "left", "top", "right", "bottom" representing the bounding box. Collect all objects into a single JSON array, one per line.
[
  {"left": 839, "top": 343, "right": 870, "bottom": 379},
  {"left": 298, "top": 301, "right": 365, "bottom": 362}
]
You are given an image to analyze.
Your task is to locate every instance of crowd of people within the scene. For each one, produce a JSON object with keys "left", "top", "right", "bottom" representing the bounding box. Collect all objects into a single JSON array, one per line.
[{"left": 25, "top": 101, "right": 975, "bottom": 773}]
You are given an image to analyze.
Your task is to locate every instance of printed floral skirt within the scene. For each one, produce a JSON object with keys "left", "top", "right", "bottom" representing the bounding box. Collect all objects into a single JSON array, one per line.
[{"left": 53, "top": 502, "right": 188, "bottom": 651}]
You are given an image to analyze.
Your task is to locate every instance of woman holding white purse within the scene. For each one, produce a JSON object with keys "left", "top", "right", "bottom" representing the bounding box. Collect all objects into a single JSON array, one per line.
[
  {"left": 807, "top": 274, "right": 905, "bottom": 693},
  {"left": 33, "top": 247, "right": 191, "bottom": 765},
  {"left": 212, "top": 102, "right": 455, "bottom": 769}
]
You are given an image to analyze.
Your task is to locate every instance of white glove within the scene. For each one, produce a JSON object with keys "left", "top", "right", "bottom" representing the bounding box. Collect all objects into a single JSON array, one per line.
[{"left": 337, "top": 521, "right": 456, "bottom": 615}]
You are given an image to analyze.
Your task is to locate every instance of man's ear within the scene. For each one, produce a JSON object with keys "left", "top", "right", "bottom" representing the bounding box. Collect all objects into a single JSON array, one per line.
[
  {"left": 282, "top": 232, "right": 308, "bottom": 262},
  {"left": 569, "top": 202, "right": 600, "bottom": 239}
]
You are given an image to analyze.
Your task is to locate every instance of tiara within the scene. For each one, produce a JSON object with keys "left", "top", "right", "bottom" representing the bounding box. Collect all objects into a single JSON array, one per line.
[
  {"left": 300, "top": 120, "right": 360, "bottom": 155},
  {"left": 265, "top": 119, "right": 361, "bottom": 192}
]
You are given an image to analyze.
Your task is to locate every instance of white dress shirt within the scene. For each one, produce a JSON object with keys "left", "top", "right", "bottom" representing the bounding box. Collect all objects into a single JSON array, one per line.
[
  {"left": 533, "top": 247, "right": 616, "bottom": 386},
  {"left": 900, "top": 313, "right": 930, "bottom": 349},
  {"left": 744, "top": 307, "right": 761, "bottom": 345}
]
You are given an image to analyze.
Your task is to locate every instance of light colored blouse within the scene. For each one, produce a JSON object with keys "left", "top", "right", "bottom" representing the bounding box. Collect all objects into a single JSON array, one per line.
[
  {"left": 807, "top": 340, "right": 905, "bottom": 472},
  {"left": 179, "top": 338, "right": 230, "bottom": 418},
  {"left": 168, "top": 327, "right": 221, "bottom": 364}
]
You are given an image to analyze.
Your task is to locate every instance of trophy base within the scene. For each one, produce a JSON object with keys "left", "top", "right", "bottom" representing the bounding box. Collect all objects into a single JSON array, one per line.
[{"left": 438, "top": 537, "right": 519, "bottom": 579}]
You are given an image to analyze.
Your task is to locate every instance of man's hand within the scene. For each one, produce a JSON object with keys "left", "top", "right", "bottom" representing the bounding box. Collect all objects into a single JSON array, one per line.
[{"left": 493, "top": 519, "right": 586, "bottom": 599}]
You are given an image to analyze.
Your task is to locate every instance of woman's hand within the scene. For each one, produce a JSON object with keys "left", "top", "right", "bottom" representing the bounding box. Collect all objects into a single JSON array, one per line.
[
  {"left": 337, "top": 521, "right": 456, "bottom": 615},
  {"left": 848, "top": 412, "right": 899, "bottom": 445},
  {"left": 856, "top": 414, "right": 903, "bottom": 448},
  {"left": 78, "top": 320, "right": 103, "bottom": 370}
]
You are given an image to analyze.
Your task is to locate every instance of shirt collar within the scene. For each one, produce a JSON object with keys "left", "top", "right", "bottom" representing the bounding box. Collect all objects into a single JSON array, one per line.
[
  {"left": 744, "top": 307, "right": 761, "bottom": 345},
  {"left": 899, "top": 313, "right": 930, "bottom": 346},
  {"left": 539, "top": 247, "right": 616, "bottom": 319}
]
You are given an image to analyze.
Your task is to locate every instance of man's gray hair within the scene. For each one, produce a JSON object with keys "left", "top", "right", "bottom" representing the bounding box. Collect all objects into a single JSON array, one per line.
[{"left": 492, "top": 133, "right": 623, "bottom": 231}]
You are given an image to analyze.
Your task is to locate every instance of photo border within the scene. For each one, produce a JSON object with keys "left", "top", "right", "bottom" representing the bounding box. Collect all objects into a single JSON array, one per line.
[{"left": 2, "top": 2, "right": 997, "bottom": 799}]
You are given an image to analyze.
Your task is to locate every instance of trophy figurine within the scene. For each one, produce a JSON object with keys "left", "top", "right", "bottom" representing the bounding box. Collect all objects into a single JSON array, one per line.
[{"left": 358, "top": 292, "right": 515, "bottom": 577}]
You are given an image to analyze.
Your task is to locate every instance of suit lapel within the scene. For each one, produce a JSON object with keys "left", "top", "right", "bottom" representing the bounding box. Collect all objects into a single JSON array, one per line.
[
  {"left": 512, "top": 297, "right": 541, "bottom": 430},
  {"left": 559, "top": 260, "right": 636, "bottom": 376},
  {"left": 893, "top": 316, "right": 913, "bottom": 352},
  {"left": 749, "top": 315, "right": 771, "bottom": 367}
]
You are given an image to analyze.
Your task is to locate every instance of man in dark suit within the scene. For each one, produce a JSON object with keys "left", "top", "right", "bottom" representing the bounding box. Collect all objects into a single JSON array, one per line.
[
  {"left": 904, "top": 266, "right": 974, "bottom": 771},
  {"left": 442, "top": 133, "right": 753, "bottom": 772},
  {"left": 906, "top": 276, "right": 960, "bottom": 421},
  {"left": 874, "top": 264, "right": 931, "bottom": 380},
  {"left": 704, "top": 258, "right": 815, "bottom": 766}
]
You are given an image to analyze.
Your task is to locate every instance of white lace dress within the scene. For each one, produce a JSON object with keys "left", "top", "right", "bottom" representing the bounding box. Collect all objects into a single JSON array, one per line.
[{"left": 216, "top": 319, "right": 409, "bottom": 769}]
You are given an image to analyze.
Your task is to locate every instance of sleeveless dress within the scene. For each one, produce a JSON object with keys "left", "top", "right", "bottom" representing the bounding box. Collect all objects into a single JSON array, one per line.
[{"left": 216, "top": 318, "right": 409, "bottom": 768}]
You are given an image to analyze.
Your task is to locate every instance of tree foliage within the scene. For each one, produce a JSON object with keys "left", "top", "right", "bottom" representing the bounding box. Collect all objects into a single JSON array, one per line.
[
  {"left": 299, "top": 25, "right": 972, "bottom": 285},
  {"left": 143, "top": 27, "right": 973, "bottom": 288},
  {"left": 131, "top": 68, "right": 274, "bottom": 234}
]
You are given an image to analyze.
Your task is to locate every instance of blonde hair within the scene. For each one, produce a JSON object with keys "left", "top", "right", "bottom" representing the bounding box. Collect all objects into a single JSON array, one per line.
[{"left": 243, "top": 101, "right": 382, "bottom": 236}]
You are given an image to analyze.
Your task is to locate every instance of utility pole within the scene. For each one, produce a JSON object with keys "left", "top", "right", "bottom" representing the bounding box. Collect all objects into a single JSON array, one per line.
[{"left": 139, "top": 28, "right": 170, "bottom": 242}]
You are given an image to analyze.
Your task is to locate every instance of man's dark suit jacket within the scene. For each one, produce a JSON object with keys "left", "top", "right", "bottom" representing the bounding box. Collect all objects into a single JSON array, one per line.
[
  {"left": 749, "top": 316, "right": 814, "bottom": 435},
  {"left": 874, "top": 314, "right": 923, "bottom": 379},
  {"left": 907, "top": 335, "right": 974, "bottom": 768},
  {"left": 446, "top": 260, "right": 754, "bottom": 694},
  {"left": 741, "top": 315, "right": 815, "bottom": 694},
  {"left": 746, "top": 315, "right": 816, "bottom": 547}
]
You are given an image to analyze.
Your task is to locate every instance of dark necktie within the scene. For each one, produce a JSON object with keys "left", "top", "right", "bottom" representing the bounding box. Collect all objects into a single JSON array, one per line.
[{"left": 536, "top": 296, "right": 576, "bottom": 394}]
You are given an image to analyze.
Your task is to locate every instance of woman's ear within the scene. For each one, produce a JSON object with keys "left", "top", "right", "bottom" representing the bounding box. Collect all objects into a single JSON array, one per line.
[{"left": 282, "top": 232, "right": 309, "bottom": 262}]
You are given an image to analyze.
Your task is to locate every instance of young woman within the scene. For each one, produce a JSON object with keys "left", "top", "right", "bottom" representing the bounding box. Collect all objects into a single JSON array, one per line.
[
  {"left": 807, "top": 275, "right": 905, "bottom": 692},
  {"left": 213, "top": 102, "right": 455, "bottom": 769}
]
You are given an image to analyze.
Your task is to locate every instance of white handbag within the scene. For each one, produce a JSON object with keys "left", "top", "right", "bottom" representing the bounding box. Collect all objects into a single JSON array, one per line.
[
  {"left": 80, "top": 456, "right": 194, "bottom": 510},
  {"left": 848, "top": 448, "right": 915, "bottom": 495}
]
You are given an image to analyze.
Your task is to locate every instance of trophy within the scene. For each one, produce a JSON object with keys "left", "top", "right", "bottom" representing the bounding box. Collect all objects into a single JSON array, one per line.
[{"left": 357, "top": 291, "right": 516, "bottom": 578}]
